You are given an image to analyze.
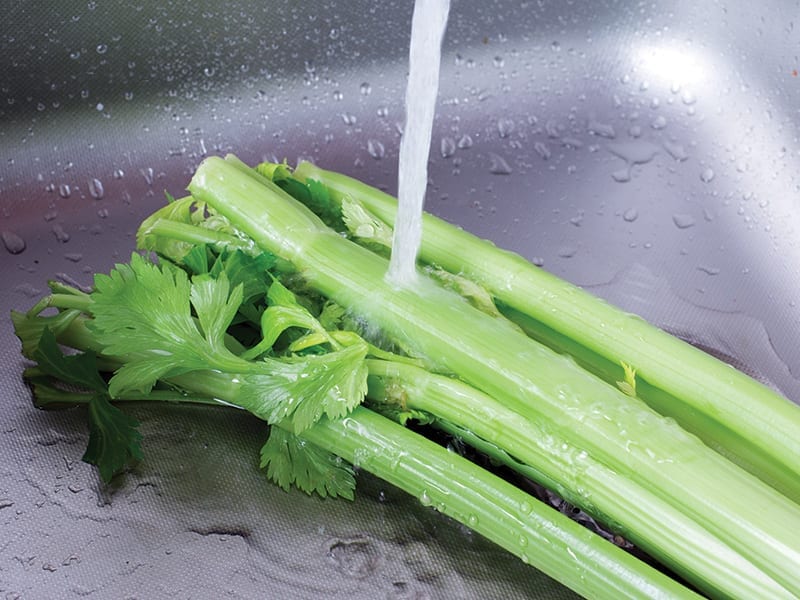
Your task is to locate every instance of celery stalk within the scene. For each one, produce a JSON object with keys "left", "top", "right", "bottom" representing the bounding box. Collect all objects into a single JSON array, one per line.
[
  {"left": 28, "top": 341, "right": 696, "bottom": 600},
  {"left": 188, "top": 156, "right": 800, "bottom": 595},
  {"left": 292, "top": 161, "right": 800, "bottom": 503},
  {"left": 365, "top": 359, "right": 793, "bottom": 599}
]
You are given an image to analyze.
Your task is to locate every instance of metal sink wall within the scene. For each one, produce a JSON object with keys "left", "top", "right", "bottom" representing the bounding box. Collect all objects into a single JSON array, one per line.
[{"left": 2, "top": 1, "right": 799, "bottom": 597}]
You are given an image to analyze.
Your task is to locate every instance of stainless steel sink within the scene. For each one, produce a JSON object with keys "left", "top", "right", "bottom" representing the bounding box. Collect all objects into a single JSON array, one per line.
[{"left": 2, "top": 1, "right": 799, "bottom": 597}]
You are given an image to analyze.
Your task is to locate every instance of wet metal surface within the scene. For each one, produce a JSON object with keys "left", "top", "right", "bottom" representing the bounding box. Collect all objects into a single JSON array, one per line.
[{"left": 2, "top": 1, "right": 799, "bottom": 597}]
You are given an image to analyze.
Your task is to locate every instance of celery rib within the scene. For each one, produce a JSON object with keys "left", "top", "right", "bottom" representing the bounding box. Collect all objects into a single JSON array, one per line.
[
  {"left": 189, "top": 156, "right": 800, "bottom": 596},
  {"left": 292, "top": 161, "right": 800, "bottom": 503},
  {"left": 365, "top": 359, "right": 793, "bottom": 599}
]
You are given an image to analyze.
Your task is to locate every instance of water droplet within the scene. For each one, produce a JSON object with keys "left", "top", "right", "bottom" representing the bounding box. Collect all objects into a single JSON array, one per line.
[
  {"left": 332, "top": 90, "right": 343, "bottom": 101},
  {"left": 651, "top": 115, "right": 667, "bottom": 130},
  {"left": 607, "top": 140, "right": 660, "bottom": 165},
  {"left": 697, "top": 265, "right": 720, "bottom": 276},
  {"left": 69, "top": 50, "right": 81, "bottom": 60},
  {"left": 518, "top": 535, "right": 529, "bottom": 548},
  {"left": 497, "top": 117, "right": 514, "bottom": 138},
  {"left": 44, "top": 210, "right": 58, "bottom": 222},
  {"left": 493, "top": 55, "right": 505, "bottom": 68},
  {"left": 52, "top": 223, "right": 70, "bottom": 243},
  {"left": 663, "top": 141, "right": 688, "bottom": 162},
  {"left": 140, "top": 167, "right": 154, "bottom": 185},
  {"left": 58, "top": 183, "right": 71, "bottom": 199},
  {"left": 36, "top": 102, "right": 46, "bottom": 112},
  {"left": 467, "top": 514, "right": 479, "bottom": 527},
  {"left": 1, "top": 230, "right": 26, "bottom": 254},
  {"left": 341, "top": 113, "right": 357, "bottom": 126},
  {"left": 203, "top": 66, "right": 215, "bottom": 77},
  {"left": 366, "top": 139, "right": 385, "bottom": 160},
  {"left": 96, "top": 43, "right": 108, "bottom": 54},
  {"left": 88, "top": 178, "right": 104, "bottom": 199},
  {"left": 623, "top": 208, "right": 639, "bottom": 222},
  {"left": 533, "top": 141, "right": 551, "bottom": 160},
  {"left": 419, "top": 490, "right": 432, "bottom": 506},
  {"left": 558, "top": 246, "right": 577, "bottom": 258},
  {"left": 488, "top": 153, "right": 512, "bottom": 175},
  {"left": 95, "top": 102, "right": 104, "bottom": 111},
  {"left": 376, "top": 106, "right": 388, "bottom": 118},
  {"left": 587, "top": 120, "right": 616, "bottom": 139},
  {"left": 628, "top": 125, "right": 642, "bottom": 138},
  {"left": 672, "top": 213, "right": 695, "bottom": 229},
  {"left": 97, "top": 208, "right": 109, "bottom": 218},
  {"left": 327, "top": 536, "right": 379, "bottom": 579},
  {"left": 612, "top": 166, "right": 632, "bottom": 182},
  {"left": 457, "top": 134, "right": 473, "bottom": 149},
  {"left": 359, "top": 82, "right": 371, "bottom": 96},
  {"left": 700, "top": 168, "right": 715, "bottom": 183},
  {"left": 63, "top": 253, "right": 83, "bottom": 263},
  {"left": 113, "top": 168, "right": 125, "bottom": 179},
  {"left": 123, "top": 91, "right": 134, "bottom": 101},
  {"left": 681, "top": 90, "right": 696, "bottom": 105},
  {"left": 439, "top": 136, "right": 456, "bottom": 158}
]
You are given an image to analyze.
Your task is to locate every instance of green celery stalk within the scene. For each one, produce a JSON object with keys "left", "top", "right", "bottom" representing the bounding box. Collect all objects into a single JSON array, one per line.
[
  {"left": 30, "top": 319, "right": 697, "bottom": 600},
  {"left": 291, "top": 161, "right": 800, "bottom": 503},
  {"left": 303, "top": 406, "right": 700, "bottom": 600},
  {"left": 365, "top": 359, "right": 792, "bottom": 599},
  {"left": 188, "top": 156, "right": 800, "bottom": 595}
]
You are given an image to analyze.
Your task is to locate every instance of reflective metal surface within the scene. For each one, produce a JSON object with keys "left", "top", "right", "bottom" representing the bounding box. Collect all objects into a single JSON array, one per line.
[{"left": 2, "top": 1, "right": 799, "bottom": 597}]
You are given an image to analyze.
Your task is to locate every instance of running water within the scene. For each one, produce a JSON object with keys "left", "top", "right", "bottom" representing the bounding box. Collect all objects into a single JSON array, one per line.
[{"left": 386, "top": 0, "right": 450, "bottom": 285}]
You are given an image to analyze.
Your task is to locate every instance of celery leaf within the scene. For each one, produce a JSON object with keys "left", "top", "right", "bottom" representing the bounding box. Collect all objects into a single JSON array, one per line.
[
  {"left": 88, "top": 253, "right": 238, "bottom": 396},
  {"left": 239, "top": 341, "right": 369, "bottom": 433},
  {"left": 83, "top": 394, "right": 143, "bottom": 483},
  {"left": 32, "top": 329, "right": 142, "bottom": 482},
  {"left": 260, "top": 427, "right": 355, "bottom": 499}
]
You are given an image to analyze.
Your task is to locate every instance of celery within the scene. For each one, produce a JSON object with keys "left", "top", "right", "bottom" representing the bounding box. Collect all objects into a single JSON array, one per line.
[
  {"left": 291, "top": 161, "right": 800, "bottom": 503},
  {"left": 15, "top": 154, "right": 800, "bottom": 599},
  {"left": 14, "top": 303, "right": 694, "bottom": 600},
  {"left": 188, "top": 156, "right": 800, "bottom": 595}
]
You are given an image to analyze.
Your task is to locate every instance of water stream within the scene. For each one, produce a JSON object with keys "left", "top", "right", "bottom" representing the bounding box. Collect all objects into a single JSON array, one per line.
[{"left": 386, "top": 0, "right": 451, "bottom": 285}]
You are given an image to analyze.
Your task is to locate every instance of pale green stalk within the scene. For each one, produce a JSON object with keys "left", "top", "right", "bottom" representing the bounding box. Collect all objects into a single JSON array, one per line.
[
  {"left": 292, "top": 161, "right": 800, "bottom": 503},
  {"left": 187, "top": 156, "right": 800, "bottom": 594}
]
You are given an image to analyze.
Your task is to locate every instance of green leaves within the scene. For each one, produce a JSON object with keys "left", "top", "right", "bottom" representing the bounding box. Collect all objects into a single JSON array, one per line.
[
  {"left": 33, "top": 328, "right": 107, "bottom": 392},
  {"left": 19, "top": 242, "right": 369, "bottom": 492},
  {"left": 260, "top": 427, "right": 355, "bottom": 500},
  {"left": 89, "top": 253, "right": 223, "bottom": 396},
  {"left": 239, "top": 341, "right": 369, "bottom": 433},
  {"left": 83, "top": 395, "right": 144, "bottom": 483},
  {"left": 31, "top": 329, "right": 142, "bottom": 483},
  {"left": 262, "top": 162, "right": 344, "bottom": 231},
  {"left": 88, "top": 253, "right": 368, "bottom": 435}
]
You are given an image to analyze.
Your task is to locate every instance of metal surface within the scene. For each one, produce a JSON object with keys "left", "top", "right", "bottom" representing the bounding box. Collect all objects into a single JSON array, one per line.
[{"left": 2, "top": 1, "right": 799, "bottom": 597}]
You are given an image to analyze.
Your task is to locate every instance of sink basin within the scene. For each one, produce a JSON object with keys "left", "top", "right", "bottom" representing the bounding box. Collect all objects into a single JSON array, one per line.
[{"left": 2, "top": 1, "right": 799, "bottom": 597}]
